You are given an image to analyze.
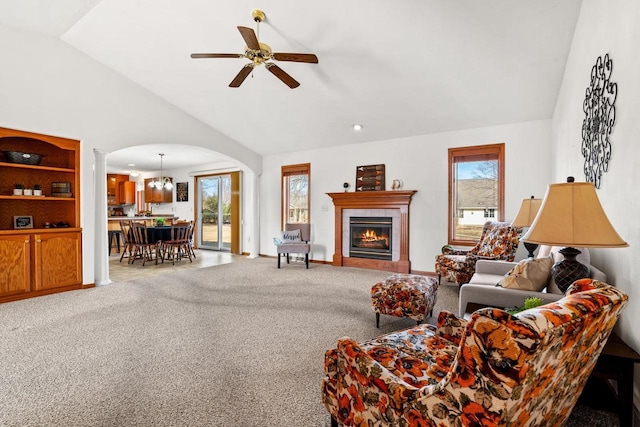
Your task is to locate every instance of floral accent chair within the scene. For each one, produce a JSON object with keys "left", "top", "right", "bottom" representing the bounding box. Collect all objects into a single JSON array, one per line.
[
  {"left": 435, "top": 221, "right": 520, "bottom": 286},
  {"left": 322, "top": 279, "right": 627, "bottom": 427}
]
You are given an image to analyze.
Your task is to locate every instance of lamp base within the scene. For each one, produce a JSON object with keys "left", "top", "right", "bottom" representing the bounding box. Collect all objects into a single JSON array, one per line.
[
  {"left": 523, "top": 241, "right": 538, "bottom": 258},
  {"left": 552, "top": 247, "right": 590, "bottom": 293}
]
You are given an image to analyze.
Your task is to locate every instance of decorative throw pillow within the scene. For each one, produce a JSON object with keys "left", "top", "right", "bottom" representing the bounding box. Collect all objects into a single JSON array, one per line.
[
  {"left": 281, "top": 229, "right": 301, "bottom": 242},
  {"left": 273, "top": 237, "right": 283, "bottom": 246},
  {"left": 497, "top": 256, "right": 553, "bottom": 291}
]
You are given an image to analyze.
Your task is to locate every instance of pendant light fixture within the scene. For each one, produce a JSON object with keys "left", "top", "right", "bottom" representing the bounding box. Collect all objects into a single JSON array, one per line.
[{"left": 148, "top": 153, "right": 173, "bottom": 190}]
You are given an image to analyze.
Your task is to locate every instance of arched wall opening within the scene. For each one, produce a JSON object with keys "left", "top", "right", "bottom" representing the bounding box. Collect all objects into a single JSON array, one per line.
[{"left": 94, "top": 143, "right": 260, "bottom": 285}]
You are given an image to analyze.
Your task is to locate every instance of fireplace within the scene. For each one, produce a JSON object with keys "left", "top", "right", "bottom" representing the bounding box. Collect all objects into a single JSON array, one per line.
[
  {"left": 349, "top": 217, "right": 392, "bottom": 260},
  {"left": 327, "top": 190, "right": 416, "bottom": 273}
]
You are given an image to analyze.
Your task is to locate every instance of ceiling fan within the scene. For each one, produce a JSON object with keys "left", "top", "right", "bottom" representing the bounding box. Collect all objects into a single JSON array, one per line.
[{"left": 190, "top": 9, "right": 318, "bottom": 89}]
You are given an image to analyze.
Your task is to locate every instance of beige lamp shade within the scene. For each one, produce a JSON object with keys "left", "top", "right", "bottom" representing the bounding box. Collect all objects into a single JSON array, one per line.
[
  {"left": 522, "top": 181, "right": 628, "bottom": 248},
  {"left": 511, "top": 197, "right": 542, "bottom": 227}
]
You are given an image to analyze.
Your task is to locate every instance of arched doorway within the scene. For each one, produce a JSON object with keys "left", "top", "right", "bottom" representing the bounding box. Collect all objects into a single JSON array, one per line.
[{"left": 94, "top": 144, "right": 260, "bottom": 285}]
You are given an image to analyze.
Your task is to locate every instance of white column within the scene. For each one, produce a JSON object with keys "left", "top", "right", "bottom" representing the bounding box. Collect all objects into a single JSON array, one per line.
[
  {"left": 246, "top": 172, "right": 260, "bottom": 258},
  {"left": 94, "top": 149, "right": 110, "bottom": 285}
]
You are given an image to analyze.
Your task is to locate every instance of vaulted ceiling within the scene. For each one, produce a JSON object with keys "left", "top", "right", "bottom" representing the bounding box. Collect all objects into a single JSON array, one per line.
[{"left": 0, "top": 1, "right": 583, "bottom": 172}]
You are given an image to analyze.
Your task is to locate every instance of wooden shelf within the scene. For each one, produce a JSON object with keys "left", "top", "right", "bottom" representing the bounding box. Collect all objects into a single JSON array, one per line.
[
  {"left": 0, "top": 195, "right": 76, "bottom": 201},
  {"left": 0, "top": 161, "right": 74, "bottom": 173}
]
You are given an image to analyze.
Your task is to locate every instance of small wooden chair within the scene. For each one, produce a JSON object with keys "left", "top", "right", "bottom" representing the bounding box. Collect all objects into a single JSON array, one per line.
[
  {"left": 161, "top": 223, "right": 193, "bottom": 265},
  {"left": 131, "top": 221, "right": 161, "bottom": 266},
  {"left": 118, "top": 220, "right": 134, "bottom": 263}
]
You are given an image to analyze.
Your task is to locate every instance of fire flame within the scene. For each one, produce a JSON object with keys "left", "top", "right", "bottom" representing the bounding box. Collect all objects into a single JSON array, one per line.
[{"left": 359, "top": 229, "right": 389, "bottom": 246}]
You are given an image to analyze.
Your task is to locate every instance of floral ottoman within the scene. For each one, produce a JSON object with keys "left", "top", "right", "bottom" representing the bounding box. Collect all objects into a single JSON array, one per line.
[{"left": 371, "top": 274, "right": 438, "bottom": 327}]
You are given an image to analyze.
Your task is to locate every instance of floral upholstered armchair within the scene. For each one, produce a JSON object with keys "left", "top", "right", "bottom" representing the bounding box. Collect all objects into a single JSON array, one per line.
[
  {"left": 435, "top": 221, "right": 520, "bottom": 285},
  {"left": 322, "top": 279, "right": 627, "bottom": 427}
]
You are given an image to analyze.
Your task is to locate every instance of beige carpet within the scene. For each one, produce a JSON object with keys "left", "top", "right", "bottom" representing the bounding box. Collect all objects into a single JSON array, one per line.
[{"left": 0, "top": 256, "right": 616, "bottom": 426}]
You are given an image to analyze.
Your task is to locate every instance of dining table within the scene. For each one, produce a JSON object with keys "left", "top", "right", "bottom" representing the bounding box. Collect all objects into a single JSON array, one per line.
[{"left": 145, "top": 225, "right": 189, "bottom": 244}]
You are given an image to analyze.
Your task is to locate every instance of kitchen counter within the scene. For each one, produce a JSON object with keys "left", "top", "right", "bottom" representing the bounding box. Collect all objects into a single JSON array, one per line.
[{"left": 108, "top": 215, "right": 175, "bottom": 220}]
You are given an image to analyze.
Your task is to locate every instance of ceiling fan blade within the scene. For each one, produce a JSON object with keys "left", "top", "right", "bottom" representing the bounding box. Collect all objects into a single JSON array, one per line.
[
  {"left": 229, "top": 64, "right": 254, "bottom": 88},
  {"left": 237, "top": 26, "right": 260, "bottom": 50},
  {"left": 272, "top": 53, "right": 319, "bottom": 64},
  {"left": 191, "top": 53, "right": 244, "bottom": 59},
  {"left": 265, "top": 63, "right": 300, "bottom": 89}
]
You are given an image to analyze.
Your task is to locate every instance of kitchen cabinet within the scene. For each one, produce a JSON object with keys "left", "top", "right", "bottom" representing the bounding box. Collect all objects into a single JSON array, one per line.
[
  {"left": 107, "top": 174, "right": 131, "bottom": 205},
  {"left": 118, "top": 181, "right": 136, "bottom": 205},
  {"left": 107, "top": 175, "right": 117, "bottom": 205},
  {"left": 0, "top": 126, "right": 83, "bottom": 303},
  {"left": 144, "top": 178, "right": 173, "bottom": 203},
  {"left": 0, "top": 230, "right": 82, "bottom": 300}
]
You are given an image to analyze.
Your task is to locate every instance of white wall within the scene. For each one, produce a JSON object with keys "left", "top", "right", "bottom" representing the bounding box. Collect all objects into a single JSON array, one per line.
[
  {"left": 0, "top": 25, "right": 261, "bottom": 285},
  {"left": 260, "top": 119, "right": 552, "bottom": 272},
  {"left": 551, "top": 0, "right": 640, "bottom": 406}
]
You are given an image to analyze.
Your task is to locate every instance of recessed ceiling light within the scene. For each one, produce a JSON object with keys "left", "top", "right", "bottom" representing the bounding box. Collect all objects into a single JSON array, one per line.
[
  {"left": 352, "top": 124, "right": 363, "bottom": 131},
  {"left": 128, "top": 163, "right": 136, "bottom": 167}
]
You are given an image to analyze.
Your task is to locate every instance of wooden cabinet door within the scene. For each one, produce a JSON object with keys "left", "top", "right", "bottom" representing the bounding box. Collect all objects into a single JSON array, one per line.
[
  {"left": 144, "top": 178, "right": 156, "bottom": 202},
  {"left": 161, "top": 185, "right": 172, "bottom": 203},
  {"left": 107, "top": 174, "right": 118, "bottom": 205},
  {"left": 150, "top": 187, "right": 162, "bottom": 203},
  {"left": 0, "top": 234, "right": 31, "bottom": 297},
  {"left": 119, "top": 181, "right": 136, "bottom": 205},
  {"left": 144, "top": 178, "right": 172, "bottom": 203},
  {"left": 33, "top": 232, "right": 82, "bottom": 290}
]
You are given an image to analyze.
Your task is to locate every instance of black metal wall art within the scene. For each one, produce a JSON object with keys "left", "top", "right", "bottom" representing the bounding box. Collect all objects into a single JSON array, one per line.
[{"left": 582, "top": 53, "right": 617, "bottom": 189}]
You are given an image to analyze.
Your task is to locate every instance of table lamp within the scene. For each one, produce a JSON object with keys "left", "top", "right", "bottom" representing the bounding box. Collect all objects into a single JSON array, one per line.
[
  {"left": 511, "top": 196, "right": 542, "bottom": 258},
  {"left": 522, "top": 177, "right": 628, "bottom": 292}
]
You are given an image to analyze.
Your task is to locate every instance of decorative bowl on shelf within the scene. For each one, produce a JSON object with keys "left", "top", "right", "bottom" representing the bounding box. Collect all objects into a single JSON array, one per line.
[{"left": 2, "top": 151, "right": 45, "bottom": 165}]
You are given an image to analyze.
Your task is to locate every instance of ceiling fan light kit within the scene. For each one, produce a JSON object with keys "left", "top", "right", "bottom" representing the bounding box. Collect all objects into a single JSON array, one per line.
[{"left": 190, "top": 9, "right": 318, "bottom": 89}]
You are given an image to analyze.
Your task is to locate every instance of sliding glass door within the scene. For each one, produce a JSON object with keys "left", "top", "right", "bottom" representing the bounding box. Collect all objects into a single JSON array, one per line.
[{"left": 197, "top": 175, "right": 232, "bottom": 251}]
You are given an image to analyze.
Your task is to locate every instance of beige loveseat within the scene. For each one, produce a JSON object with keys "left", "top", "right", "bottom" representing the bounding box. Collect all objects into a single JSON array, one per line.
[{"left": 458, "top": 246, "right": 606, "bottom": 316}]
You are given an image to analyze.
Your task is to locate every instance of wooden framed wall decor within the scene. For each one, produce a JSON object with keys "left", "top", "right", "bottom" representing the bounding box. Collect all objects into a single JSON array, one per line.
[
  {"left": 176, "top": 182, "right": 188, "bottom": 202},
  {"left": 355, "top": 164, "right": 385, "bottom": 191}
]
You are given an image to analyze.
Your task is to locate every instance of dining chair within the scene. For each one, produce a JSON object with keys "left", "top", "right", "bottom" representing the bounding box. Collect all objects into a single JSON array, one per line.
[
  {"left": 186, "top": 221, "right": 196, "bottom": 259},
  {"left": 118, "top": 220, "right": 135, "bottom": 263},
  {"left": 131, "top": 221, "right": 161, "bottom": 265},
  {"left": 161, "top": 223, "right": 192, "bottom": 265}
]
